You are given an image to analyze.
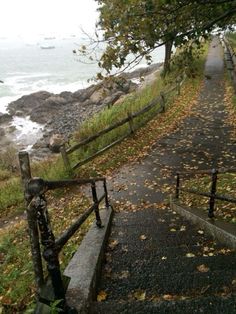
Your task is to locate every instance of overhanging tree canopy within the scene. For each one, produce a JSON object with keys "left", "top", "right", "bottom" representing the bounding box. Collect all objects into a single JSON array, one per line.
[{"left": 95, "top": 0, "right": 236, "bottom": 75}]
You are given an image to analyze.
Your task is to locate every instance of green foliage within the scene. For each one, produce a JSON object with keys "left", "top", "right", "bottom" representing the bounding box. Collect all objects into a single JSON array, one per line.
[
  {"left": 0, "top": 178, "right": 24, "bottom": 215},
  {"left": 0, "top": 146, "right": 18, "bottom": 173},
  {"left": 94, "top": 0, "right": 236, "bottom": 74}
]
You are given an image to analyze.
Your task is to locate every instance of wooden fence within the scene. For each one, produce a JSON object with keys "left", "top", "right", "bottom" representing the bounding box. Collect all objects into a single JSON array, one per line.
[{"left": 61, "top": 76, "right": 186, "bottom": 173}]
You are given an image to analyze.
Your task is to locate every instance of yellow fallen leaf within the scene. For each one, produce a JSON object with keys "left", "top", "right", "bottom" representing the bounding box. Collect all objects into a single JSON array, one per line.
[
  {"left": 134, "top": 290, "right": 146, "bottom": 301},
  {"left": 170, "top": 228, "right": 176, "bottom": 232},
  {"left": 198, "top": 230, "right": 204, "bottom": 234},
  {"left": 97, "top": 290, "right": 108, "bottom": 302},
  {"left": 186, "top": 253, "right": 195, "bottom": 258},
  {"left": 197, "top": 264, "right": 209, "bottom": 273}
]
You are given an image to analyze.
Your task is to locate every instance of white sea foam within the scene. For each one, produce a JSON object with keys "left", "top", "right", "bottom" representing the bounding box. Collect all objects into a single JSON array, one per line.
[{"left": 11, "top": 116, "right": 44, "bottom": 148}]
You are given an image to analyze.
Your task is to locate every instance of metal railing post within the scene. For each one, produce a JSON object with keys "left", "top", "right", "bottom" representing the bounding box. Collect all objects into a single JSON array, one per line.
[
  {"left": 18, "top": 152, "right": 44, "bottom": 296},
  {"left": 33, "top": 193, "right": 66, "bottom": 308},
  {"left": 91, "top": 182, "right": 102, "bottom": 227},
  {"left": 208, "top": 169, "right": 218, "bottom": 218},
  {"left": 176, "top": 173, "right": 180, "bottom": 199},
  {"left": 103, "top": 179, "right": 110, "bottom": 209}
]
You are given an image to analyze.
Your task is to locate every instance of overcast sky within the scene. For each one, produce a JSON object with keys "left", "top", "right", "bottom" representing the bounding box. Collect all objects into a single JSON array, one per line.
[{"left": 0, "top": 0, "right": 99, "bottom": 39}]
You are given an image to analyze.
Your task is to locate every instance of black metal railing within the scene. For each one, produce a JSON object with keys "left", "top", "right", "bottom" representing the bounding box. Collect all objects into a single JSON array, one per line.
[
  {"left": 175, "top": 167, "right": 236, "bottom": 218},
  {"left": 18, "top": 151, "right": 112, "bottom": 312}
]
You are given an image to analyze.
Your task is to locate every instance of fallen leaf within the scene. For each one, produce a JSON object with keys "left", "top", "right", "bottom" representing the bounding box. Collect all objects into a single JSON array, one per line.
[
  {"left": 119, "top": 270, "right": 130, "bottom": 279},
  {"left": 140, "top": 234, "right": 147, "bottom": 240},
  {"left": 108, "top": 239, "right": 119, "bottom": 250},
  {"left": 170, "top": 228, "right": 176, "bottom": 232},
  {"left": 134, "top": 290, "right": 146, "bottom": 301},
  {"left": 197, "top": 264, "right": 209, "bottom": 273},
  {"left": 163, "top": 294, "right": 174, "bottom": 300},
  {"left": 161, "top": 256, "right": 167, "bottom": 260},
  {"left": 97, "top": 290, "right": 108, "bottom": 302},
  {"left": 186, "top": 253, "right": 195, "bottom": 258},
  {"left": 198, "top": 230, "right": 204, "bottom": 235}
]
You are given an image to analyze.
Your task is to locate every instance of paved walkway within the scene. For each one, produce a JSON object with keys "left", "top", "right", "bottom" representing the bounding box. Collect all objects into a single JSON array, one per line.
[{"left": 90, "top": 38, "right": 236, "bottom": 313}]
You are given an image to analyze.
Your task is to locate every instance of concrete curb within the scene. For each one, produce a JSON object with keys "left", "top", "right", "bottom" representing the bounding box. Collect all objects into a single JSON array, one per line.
[
  {"left": 170, "top": 200, "right": 236, "bottom": 250},
  {"left": 64, "top": 207, "right": 113, "bottom": 313}
]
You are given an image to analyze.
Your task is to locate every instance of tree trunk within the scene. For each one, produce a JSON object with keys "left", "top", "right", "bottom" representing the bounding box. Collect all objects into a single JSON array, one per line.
[{"left": 163, "top": 40, "right": 173, "bottom": 76}]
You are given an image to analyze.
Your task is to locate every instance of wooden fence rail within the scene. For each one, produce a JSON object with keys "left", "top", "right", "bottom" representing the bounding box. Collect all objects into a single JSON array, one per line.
[{"left": 61, "top": 76, "right": 185, "bottom": 173}]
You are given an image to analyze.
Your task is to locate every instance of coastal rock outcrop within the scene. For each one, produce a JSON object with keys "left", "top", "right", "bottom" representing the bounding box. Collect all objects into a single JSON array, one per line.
[{"left": 5, "top": 63, "right": 162, "bottom": 157}]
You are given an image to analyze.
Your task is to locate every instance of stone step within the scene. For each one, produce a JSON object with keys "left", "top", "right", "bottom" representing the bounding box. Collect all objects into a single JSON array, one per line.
[
  {"left": 98, "top": 269, "right": 235, "bottom": 300},
  {"left": 104, "top": 253, "right": 236, "bottom": 275},
  {"left": 90, "top": 294, "right": 236, "bottom": 314}
]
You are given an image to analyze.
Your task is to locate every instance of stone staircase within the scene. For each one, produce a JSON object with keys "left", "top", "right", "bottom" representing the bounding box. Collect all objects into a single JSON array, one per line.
[{"left": 89, "top": 207, "right": 236, "bottom": 313}]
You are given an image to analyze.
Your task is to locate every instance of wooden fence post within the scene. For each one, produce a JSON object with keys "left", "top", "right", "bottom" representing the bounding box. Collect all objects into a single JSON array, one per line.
[
  {"left": 127, "top": 112, "right": 135, "bottom": 134},
  {"left": 60, "top": 144, "right": 72, "bottom": 174},
  {"left": 18, "top": 151, "right": 44, "bottom": 296},
  {"left": 160, "top": 92, "right": 166, "bottom": 113},
  {"left": 177, "top": 81, "right": 181, "bottom": 95}
]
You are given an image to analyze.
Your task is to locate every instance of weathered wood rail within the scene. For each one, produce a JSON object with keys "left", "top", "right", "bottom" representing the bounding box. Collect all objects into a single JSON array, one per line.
[
  {"left": 175, "top": 167, "right": 236, "bottom": 218},
  {"left": 61, "top": 76, "right": 185, "bottom": 173}
]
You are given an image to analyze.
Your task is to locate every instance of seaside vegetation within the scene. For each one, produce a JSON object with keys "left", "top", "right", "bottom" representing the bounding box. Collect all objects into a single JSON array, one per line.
[{"left": 0, "top": 41, "right": 214, "bottom": 312}]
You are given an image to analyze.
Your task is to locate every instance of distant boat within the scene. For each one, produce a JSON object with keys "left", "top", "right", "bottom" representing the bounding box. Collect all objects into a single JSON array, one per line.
[
  {"left": 44, "top": 37, "right": 56, "bottom": 40},
  {"left": 40, "top": 45, "right": 55, "bottom": 49}
]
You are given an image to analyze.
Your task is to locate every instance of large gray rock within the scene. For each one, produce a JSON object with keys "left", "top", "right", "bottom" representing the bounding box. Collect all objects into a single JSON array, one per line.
[
  {"left": 0, "top": 113, "right": 12, "bottom": 124},
  {"left": 0, "top": 127, "right": 5, "bottom": 136},
  {"left": 45, "top": 95, "right": 67, "bottom": 106},
  {"left": 48, "top": 133, "right": 64, "bottom": 153}
]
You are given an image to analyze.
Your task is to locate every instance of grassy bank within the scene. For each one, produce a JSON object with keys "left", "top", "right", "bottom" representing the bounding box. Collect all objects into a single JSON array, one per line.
[
  {"left": 226, "top": 31, "right": 236, "bottom": 50},
  {"left": 0, "top": 43, "right": 209, "bottom": 312}
]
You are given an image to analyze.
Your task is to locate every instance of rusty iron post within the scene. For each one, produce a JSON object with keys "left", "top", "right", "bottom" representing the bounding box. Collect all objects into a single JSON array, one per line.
[
  {"left": 33, "top": 194, "right": 66, "bottom": 307},
  {"left": 208, "top": 169, "right": 218, "bottom": 218},
  {"left": 175, "top": 173, "right": 180, "bottom": 199},
  {"left": 103, "top": 179, "right": 110, "bottom": 209},
  {"left": 91, "top": 182, "right": 102, "bottom": 227},
  {"left": 18, "top": 152, "right": 44, "bottom": 295}
]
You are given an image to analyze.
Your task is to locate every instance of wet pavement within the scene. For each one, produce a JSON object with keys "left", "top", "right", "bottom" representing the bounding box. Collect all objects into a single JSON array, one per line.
[{"left": 90, "top": 38, "right": 236, "bottom": 313}]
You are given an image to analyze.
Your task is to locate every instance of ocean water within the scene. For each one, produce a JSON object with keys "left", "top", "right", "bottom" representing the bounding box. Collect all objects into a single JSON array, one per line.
[{"left": 0, "top": 36, "right": 100, "bottom": 113}]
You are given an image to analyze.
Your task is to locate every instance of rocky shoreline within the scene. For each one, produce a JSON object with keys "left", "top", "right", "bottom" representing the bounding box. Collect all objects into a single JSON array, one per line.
[{"left": 0, "top": 63, "right": 162, "bottom": 159}]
